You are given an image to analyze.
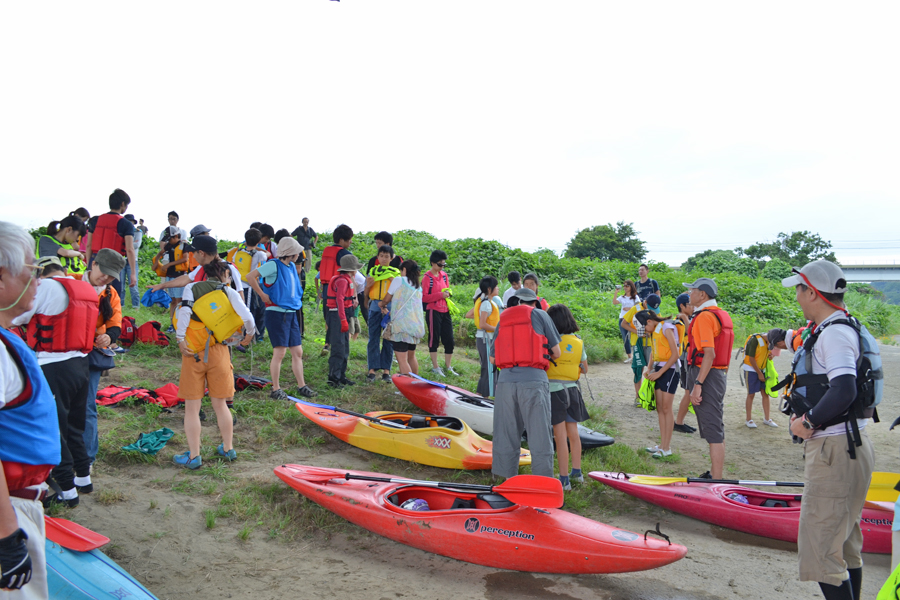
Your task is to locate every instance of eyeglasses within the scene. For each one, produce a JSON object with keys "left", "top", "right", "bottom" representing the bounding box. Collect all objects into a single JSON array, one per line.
[{"left": 24, "top": 264, "right": 44, "bottom": 280}]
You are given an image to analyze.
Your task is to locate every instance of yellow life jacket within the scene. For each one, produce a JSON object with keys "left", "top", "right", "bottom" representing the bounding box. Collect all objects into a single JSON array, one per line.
[
  {"left": 177, "top": 281, "right": 245, "bottom": 357},
  {"left": 473, "top": 297, "right": 500, "bottom": 330},
  {"left": 651, "top": 321, "right": 683, "bottom": 362},
  {"left": 155, "top": 243, "right": 189, "bottom": 277},
  {"left": 547, "top": 334, "right": 583, "bottom": 381},
  {"left": 742, "top": 333, "right": 769, "bottom": 369},
  {"left": 368, "top": 278, "right": 393, "bottom": 301},
  {"left": 226, "top": 245, "right": 259, "bottom": 282}
]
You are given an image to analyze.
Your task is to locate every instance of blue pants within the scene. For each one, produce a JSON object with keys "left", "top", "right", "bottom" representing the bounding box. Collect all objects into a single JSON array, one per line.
[
  {"left": 120, "top": 263, "right": 140, "bottom": 308},
  {"left": 83, "top": 369, "right": 102, "bottom": 464},
  {"left": 366, "top": 304, "right": 393, "bottom": 371}
]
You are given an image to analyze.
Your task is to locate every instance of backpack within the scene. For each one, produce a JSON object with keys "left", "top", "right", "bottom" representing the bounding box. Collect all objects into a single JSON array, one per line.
[
  {"left": 135, "top": 321, "right": 170, "bottom": 346},
  {"left": 119, "top": 316, "right": 136, "bottom": 347}
]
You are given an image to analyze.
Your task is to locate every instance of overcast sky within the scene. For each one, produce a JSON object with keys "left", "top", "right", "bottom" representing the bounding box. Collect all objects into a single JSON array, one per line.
[{"left": 2, "top": 2, "right": 897, "bottom": 266}]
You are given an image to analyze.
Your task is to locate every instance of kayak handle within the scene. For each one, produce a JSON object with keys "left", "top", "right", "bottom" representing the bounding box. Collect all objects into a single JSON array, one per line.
[{"left": 644, "top": 523, "right": 671, "bottom": 546}]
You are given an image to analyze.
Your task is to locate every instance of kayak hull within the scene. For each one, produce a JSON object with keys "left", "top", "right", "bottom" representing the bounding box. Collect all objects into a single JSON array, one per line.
[
  {"left": 45, "top": 539, "right": 159, "bottom": 599},
  {"left": 275, "top": 464, "right": 687, "bottom": 573},
  {"left": 392, "top": 374, "right": 615, "bottom": 449},
  {"left": 588, "top": 471, "right": 892, "bottom": 554},
  {"left": 293, "top": 402, "right": 530, "bottom": 470}
]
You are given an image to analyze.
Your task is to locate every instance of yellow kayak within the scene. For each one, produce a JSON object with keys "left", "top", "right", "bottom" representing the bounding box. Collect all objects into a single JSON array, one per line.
[{"left": 293, "top": 401, "right": 531, "bottom": 470}]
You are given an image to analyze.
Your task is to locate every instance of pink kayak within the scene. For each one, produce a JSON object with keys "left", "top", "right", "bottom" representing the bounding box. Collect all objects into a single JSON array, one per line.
[{"left": 589, "top": 471, "right": 892, "bottom": 554}]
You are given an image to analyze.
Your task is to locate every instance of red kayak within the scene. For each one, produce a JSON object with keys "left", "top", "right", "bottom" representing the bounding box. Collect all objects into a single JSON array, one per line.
[
  {"left": 589, "top": 471, "right": 892, "bottom": 554},
  {"left": 275, "top": 464, "right": 687, "bottom": 573}
]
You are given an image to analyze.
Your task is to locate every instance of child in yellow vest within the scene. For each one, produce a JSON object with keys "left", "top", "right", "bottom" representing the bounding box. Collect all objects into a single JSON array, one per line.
[
  {"left": 545, "top": 304, "right": 590, "bottom": 491},
  {"left": 742, "top": 332, "right": 778, "bottom": 428},
  {"left": 472, "top": 276, "right": 502, "bottom": 397},
  {"left": 644, "top": 312, "right": 684, "bottom": 458}
]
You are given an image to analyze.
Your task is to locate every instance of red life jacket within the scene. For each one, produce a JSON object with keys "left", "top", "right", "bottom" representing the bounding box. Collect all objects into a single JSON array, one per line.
[
  {"left": 494, "top": 305, "right": 550, "bottom": 371},
  {"left": 119, "top": 315, "right": 136, "bottom": 347},
  {"left": 193, "top": 260, "right": 240, "bottom": 292},
  {"left": 92, "top": 213, "right": 126, "bottom": 255},
  {"left": 326, "top": 273, "right": 355, "bottom": 309},
  {"left": 25, "top": 278, "right": 98, "bottom": 354},
  {"left": 320, "top": 246, "right": 341, "bottom": 284},
  {"left": 135, "top": 321, "right": 170, "bottom": 347},
  {"left": 538, "top": 297, "right": 549, "bottom": 311},
  {"left": 686, "top": 307, "right": 734, "bottom": 368},
  {"left": 96, "top": 385, "right": 156, "bottom": 406}
]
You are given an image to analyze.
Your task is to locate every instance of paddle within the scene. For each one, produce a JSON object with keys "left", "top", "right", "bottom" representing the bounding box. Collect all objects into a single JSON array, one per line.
[
  {"left": 288, "top": 396, "right": 409, "bottom": 429},
  {"left": 44, "top": 516, "right": 110, "bottom": 551},
  {"left": 626, "top": 472, "right": 900, "bottom": 502},
  {"left": 286, "top": 466, "right": 564, "bottom": 509},
  {"left": 406, "top": 373, "right": 492, "bottom": 407}
]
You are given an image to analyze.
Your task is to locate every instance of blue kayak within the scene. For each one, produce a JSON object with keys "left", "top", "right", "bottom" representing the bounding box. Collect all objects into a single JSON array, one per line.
[{"left": 45, "top": 539, "right": 159, "bottom": 599}]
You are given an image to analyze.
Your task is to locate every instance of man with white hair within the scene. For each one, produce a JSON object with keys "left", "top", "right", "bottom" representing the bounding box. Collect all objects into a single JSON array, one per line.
[{"left": 0, "top": 221, "right": 61, "bottom": 598}]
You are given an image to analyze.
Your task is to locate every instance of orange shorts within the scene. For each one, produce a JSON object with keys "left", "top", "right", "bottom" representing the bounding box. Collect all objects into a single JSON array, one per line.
[{"left": 178, "top": 344, "right": 235, "bottom": 400}]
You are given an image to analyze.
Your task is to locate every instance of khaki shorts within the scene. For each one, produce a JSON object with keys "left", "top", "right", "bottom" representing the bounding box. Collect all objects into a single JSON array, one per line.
[
  {"left": 178, "top": 344, "right": 235, "bottom": 400},
  {"left": 687, "top": 366, "right": 726, "bottom": 444},
  {"left": 798, "top": 430, "right": 874, "bottom": 586}
]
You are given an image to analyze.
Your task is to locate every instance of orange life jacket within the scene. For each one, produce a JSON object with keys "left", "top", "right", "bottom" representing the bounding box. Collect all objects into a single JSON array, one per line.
[
  {"left": 25, "top": 278, "right": 98, "bottom": 354},
  {"left": 686, "top": 307, "right": 734, "bottom": 368},
  {"left": 494, "top": 305, "right": 550, "bottom": 371},
  {"left": 92, "top": 213, "right": 126, "bottom": 255}
]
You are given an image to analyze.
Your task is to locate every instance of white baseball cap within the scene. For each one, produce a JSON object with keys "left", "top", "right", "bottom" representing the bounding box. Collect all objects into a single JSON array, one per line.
[{"left": 781, "top": 260, "right": 847, "bottom": 294}]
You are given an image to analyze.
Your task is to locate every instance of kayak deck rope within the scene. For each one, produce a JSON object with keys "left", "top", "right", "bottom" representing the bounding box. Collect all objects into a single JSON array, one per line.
[{"left": 644, "top": 523, "right": 671, "bottom": 545}]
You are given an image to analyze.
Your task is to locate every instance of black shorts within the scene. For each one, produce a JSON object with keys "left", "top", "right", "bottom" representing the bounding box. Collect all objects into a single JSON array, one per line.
[
  {"left": 392, "top": 341, "right": 417, "bottom": 353},
  {"left": 550, "top": 386, "right": 590, "bottom": 426},
  {"left": 653, "top": 366, "right": 680, "bottom": 395}
]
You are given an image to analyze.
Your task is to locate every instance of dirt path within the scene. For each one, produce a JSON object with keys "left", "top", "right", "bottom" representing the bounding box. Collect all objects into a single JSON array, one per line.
[{"left": 74, "top": 345, "right": 900, "bottom": 600}]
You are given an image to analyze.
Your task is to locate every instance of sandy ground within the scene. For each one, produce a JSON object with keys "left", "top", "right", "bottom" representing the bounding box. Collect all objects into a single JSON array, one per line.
[{"left": 72, "top": 344, "right": 900, "bottom": 600}]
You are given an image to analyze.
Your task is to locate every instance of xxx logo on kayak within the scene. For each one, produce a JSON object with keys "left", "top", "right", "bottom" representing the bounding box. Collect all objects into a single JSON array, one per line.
[
  {"left": 464, "top": 517, "right": 480, "bottom": 533},
  {"left": 426, "top": 436, "right": 452, "bottom": 450}
]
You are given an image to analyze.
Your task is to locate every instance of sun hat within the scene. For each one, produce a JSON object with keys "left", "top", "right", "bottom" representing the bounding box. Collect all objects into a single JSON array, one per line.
[
  {"left": 277, "top": 237, "right": 303, "bottom": 258},
  {"left": 513, "top": 287, "right": 539, "bottom": 302},
  {"left": 683, "top": 277, "right": 718, "bottom": 298},
  {"left": 36, "top": 255, "right": 63, "bottom": 269},
  {"left": 781, "top": 260, "right": 847, "bottom": 294},
  {"left": 94, "top": 249, "right": 125, "bottom": 280},
  {"left": 337, "top": 254, "right": 363, "bottom": 272}
]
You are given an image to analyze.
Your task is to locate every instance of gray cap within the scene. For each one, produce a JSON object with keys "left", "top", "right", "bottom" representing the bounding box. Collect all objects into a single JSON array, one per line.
[
  {"left": 94, "top": 248, "right": 125, "bottom": 280},
  {"left": 683, "top": 277, "right": 718, "bottom": 298},
  {"left": 781, "top": 260, "right": 847, "bottom": 294},
  {"left": 162, "top": 225, "right": 181, "bottom": 242},
  {"left": 766, "top": 328, "right": 787, "bottom": 349},
  {"left": 337, "top": 254, "right": 363, "bottom": 272},
  {"left": 190, "top": 224, "right": 211, "bottom": 237},
  {"left": 514, "top": 287, "right": 538, "bottom": 302}
]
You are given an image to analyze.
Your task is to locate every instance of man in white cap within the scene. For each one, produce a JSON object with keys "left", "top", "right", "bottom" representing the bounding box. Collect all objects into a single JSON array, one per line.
[
  {"left": 682, "top": 277, "right": 733, "bottom": 480},
  {"left": 782, "top": 260, "right": 874, "bottom": 600}
]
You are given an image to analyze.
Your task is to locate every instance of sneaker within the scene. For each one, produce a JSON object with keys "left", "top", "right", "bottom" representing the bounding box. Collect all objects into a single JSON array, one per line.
[
  {"left": 198, "top": 409, "right": 207, "bottom": 422},
  {"left": 75, "top": 483, "right": 93, "bottom": 494},
  {"left": 297, "top": 385, "right": 318, "bottom": 398},
  {"left": 746, "top": 420, "right": 758, "bottom": 428},
  {"left": 112, "top": 346, "right": 128, "bottom": 354},
  {"left": 559, "top": 475, "right": 571, "bottom": 491},
  {"left": 645, "top": 445, "right": 661, "bottom": 453},
  {"left": 446, "top": 366, "right": 459, "bottom": 376},
  {"left": 327, "top": 379, "right": 344, "bottom": 389},
  {"left": 216, "top": 444, "right": 237, "bottom": 462},
  {"left": 366, "top": 373, "right": 377, "bottom": 383},
  {"left": 43, "top": 493, "right": 79, "bottom": 509},
  {"left": 652, "top": 449, "right": 673, "bottom": 459},
  {"left": 234, "top": 345, "right": 248, "bottom": 353},
  {"left": 173, "top": 452, "right": 202, "bottom": 470},
  {"left": 763, "top": 419, "right": 779, "bottom": 428},
  {"left": 697, "top": 471, "right": 712, "bottom": 479},
  {"left": 569, "top": 469, "right": 584, "bottom": 484},
  {"left": 320, "top": 346, "right": 330, "bottom": 357},
  {"left": 166, "top": 325, "right": 175, "bottom": 334},
  {"left": 339, "top": 378, "right": 356, "bottom": 386},
  {"left": 673, "top": 423, "right": 695, "bottom": 434},
  {"left": 270, "top": 389, "right": 289, "bottom": 401},
  {"left": 624, "top": 357, "right": 632, "bottom": 363},
  {"left": 431, "top": 367, "right": 446, "bottom": 378}
]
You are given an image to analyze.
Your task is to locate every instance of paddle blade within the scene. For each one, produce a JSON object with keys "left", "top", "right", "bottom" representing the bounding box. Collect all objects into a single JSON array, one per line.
[
  {"left": 866, "top": 472, "right": 900, "bottom": 502},
  {"left": 44, "top": 517, "right": 110, "bottom": 551},
  {"left": 627, "top": 476, "right": 689, "bottom": 486},
  {"left": 279, "top": 465, "right": 351, "bottom": 483},
  {"left": 494, "top": 475, "right": 565, "bottom": 509}
]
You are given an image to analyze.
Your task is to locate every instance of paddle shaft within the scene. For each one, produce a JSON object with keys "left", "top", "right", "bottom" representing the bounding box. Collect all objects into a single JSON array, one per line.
[
  {"left": 688, "top": 478, "right": 804, "bottom": 487},
  {"left": 290, "top": 397, "right": 408, "bottom": 429}
]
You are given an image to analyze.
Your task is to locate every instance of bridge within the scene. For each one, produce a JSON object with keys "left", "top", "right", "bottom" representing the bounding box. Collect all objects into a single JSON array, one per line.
[{"left": 841, "top": 264, "right": 900, "bottom": 282}]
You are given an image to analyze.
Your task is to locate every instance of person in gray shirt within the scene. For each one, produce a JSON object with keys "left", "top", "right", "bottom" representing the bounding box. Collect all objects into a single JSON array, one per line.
[{"left": 490, "top": 288, "right": 561, "bottom": 480}]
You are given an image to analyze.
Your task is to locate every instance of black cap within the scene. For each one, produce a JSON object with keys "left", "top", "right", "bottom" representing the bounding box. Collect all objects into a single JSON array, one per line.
[{"left": 191, "top": 235, "right": 218, "bottom": 255}]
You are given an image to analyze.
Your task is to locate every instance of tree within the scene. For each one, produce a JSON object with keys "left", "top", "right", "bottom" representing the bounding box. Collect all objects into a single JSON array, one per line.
[
  {"left": 681, "top": 249, "right": 759, "bottom": 278},
  {"left": 737, "top": 231, "right": 837, "bottom": 267},
  {"left": 564, "top": 222, "right": 646, "bottom": 262}
]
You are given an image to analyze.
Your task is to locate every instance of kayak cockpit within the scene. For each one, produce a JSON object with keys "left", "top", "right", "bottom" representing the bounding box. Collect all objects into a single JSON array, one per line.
[
  {"left": 719, "top": 487, "right": 801, "bottom": 510},
  {"left": 384, "top": 486, "right": 517, "bottom": 514},
  {"left": 376, "top": 413, "right": 465, "bottom": 431}
]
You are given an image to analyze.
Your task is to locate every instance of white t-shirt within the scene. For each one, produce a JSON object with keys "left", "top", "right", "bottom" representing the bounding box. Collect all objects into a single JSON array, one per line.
[
  {"left": 502, "top": 286, "right": 520, "bottom": 307},
  {"left": 809, "top": 310, "right": 864, "bottom": 439},
  {"left": 188, "top": 264, "right": 245, "bottom": 299},
  {"left": 616, "top": 295, "right": 639, "bottom": 319},
  {"left": 11, "top": 277, "right": 89, "bottom": 365},
  {"left": 0, "top": 337, "right": 25, "bottom": 409},
  {"left": 353, "top": 271, "right": 366, "bottom": 294},
  {"left": 387, "top": 276, "right": 405, "bottom": 295}
]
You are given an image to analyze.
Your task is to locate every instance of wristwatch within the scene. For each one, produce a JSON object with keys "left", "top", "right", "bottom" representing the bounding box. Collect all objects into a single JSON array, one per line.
[
  {"left": 695, "top": 380, "right": 704, "bottom": 386},
  {"left": 801, "top": 414, "right": 815, "bottom": 430}
]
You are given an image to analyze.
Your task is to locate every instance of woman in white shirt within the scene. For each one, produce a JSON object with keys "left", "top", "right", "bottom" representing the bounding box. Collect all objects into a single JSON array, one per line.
[{"left": 612, "top": 279, "right": 640, "bottom": 361}]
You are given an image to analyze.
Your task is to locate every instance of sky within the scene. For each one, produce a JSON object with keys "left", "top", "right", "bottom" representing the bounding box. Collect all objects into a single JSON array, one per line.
[{"left": 1, "top": 2, "right": 898, "bottom": 267}]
